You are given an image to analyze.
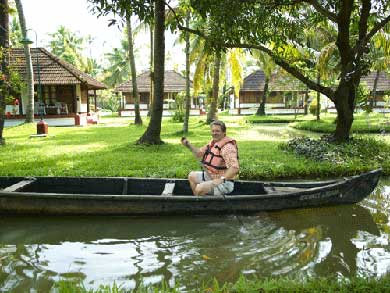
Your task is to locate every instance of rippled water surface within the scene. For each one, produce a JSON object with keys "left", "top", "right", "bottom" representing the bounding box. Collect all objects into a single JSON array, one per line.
[{"left": 1, "top": 178, "right": 389, "bottom": 291}]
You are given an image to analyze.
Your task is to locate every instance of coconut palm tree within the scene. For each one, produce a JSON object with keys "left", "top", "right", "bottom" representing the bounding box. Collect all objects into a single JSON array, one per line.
[
  {"left": 206, "top": 50, "right": 221, "bottom": 123},
  {"left": 305, "top": 25, "right": 338, "bottom": 120},
  {"left": 252, "top": 50, "right": 277, "bottom": 116},
  {"left": 0, "top": 0, "right": 9, "bottom": 145},
  {"left": 182, "top": 11, "right": 191, "bottom": 134},
  {"left": 184, "top": 11, "right": 244, "bottom": 122},
  {"left": 14, "top": 0, "right": 34, "bottom": 123},
  {"left": 125, "top": 15, "right": 142, "bottom": 125},
  {"left": 48, "top": 26, "right": 86, "bottom": 68},
  {"left": 103, "top": 48, "right": 129, "bottom": 87},
  {"left": 9, "top": 17, "right": 22, "bottom": 47}
]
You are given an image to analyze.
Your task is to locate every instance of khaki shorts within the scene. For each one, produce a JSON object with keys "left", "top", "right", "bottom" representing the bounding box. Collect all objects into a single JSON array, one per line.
[{"left": 193, "top": 171, "right": 234, "bottom": 196}]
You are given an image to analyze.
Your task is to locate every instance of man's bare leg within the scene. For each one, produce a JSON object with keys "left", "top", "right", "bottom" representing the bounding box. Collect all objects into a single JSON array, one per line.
[
  {"left": 188, "top": 172, "right": 215, "bottom": 196},
  {"left": 194, "top": 181, "right": 214, "bottom": 196},
  {"left": 188, "top": 172, "right": 201, "bottom": 195}
]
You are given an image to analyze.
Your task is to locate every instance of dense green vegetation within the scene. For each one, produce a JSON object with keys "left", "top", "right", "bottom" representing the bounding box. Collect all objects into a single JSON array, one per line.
[
  {"left": 292, "top": 112, "right": 390, "bottom": 134},
  {"left": 280, "top": 135, "right": 390, "bottom": 168},
  {"left": 1, "top": 116, "right": 389, "bottom": 178},
  {"left": 55, "top": 275, "right": 390, "bottom": 292}
]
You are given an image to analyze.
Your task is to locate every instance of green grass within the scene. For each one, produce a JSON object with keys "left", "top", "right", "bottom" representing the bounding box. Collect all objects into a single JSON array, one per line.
[
  {"left": 246, "top": 114, "right": 310, "bottom": 124},
  {"left": 1, "top": 116, "right": 389, "bottom": 179},
  {"left": 54, "top": 275, "right": 390, "bottom": 292},
  {"left": 292, "top": 112, "right": 390, "bottom": 133}
]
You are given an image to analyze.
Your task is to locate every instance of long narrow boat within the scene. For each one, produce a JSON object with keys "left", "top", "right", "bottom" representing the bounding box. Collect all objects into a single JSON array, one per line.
[{"left": 0, "top": 169, "right": 381, "bottom": 216}]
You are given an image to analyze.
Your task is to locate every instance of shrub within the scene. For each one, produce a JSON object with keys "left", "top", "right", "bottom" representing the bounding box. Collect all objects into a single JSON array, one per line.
[
  {"left": 171, "top": 110, "right": 184, "bottom": 122},
  {"left": 280, "top": 135, "right": 389, "bottom": 166},
  {"left": 309, "top": 97, "right": 321, "bottom": 116}
]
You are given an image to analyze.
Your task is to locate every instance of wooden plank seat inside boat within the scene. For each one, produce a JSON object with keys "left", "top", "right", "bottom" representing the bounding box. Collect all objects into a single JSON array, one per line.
[
  {"left": 0, "top": 177, "right": 28, "bottom": 190},
  {"left": 2, "top": 178, "right": 36, "bottom": 192}
]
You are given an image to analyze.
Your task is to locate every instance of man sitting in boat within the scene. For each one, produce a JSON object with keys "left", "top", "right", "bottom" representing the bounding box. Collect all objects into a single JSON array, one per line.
[{"left": 181, "top": 120, "right": 240, "bottom": 196}]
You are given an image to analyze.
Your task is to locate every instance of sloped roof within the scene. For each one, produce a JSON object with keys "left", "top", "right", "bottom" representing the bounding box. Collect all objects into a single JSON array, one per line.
[
  {"left": 115, "top": 70, "right": 191, "bottom": 93},
  {"left": 10, "top": 48, "right": 106, "bottom": 89},
  {"left": 361, "top": 71, "right": 390, "bottom": 91},
  {"left": 242, "top": 70, "right": 390, "bottom": 93},
  {"left": 240, "top": 70, "right": 307, "bottom": 92}
]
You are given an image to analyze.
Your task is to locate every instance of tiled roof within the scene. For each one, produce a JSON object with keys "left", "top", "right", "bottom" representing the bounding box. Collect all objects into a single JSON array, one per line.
[
  {"left": 240, "top": 70, "right": 307, "bottom": 92},
  {"left": 242, "top": 70, "right": 390, "bottom": 93},
  {"left": 361, "top": 71, "right": 390, "bottom": 91},
  {"left": 115, "top": 70, "right": 191, "bottom": 93},
  {"left": 10, "top": 48, "right": 106, "bottom": 89}
]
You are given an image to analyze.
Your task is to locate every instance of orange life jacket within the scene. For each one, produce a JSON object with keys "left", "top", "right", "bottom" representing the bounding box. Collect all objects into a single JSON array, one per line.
[{"left": 201, "top": 136, "right": 238, "bottom": 174}]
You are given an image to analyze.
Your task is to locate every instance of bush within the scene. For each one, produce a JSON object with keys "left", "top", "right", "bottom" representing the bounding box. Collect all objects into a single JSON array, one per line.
[
  {"left": 309, "top": 97, "right": 321, "bottom": 116},
  {"left": 171, "top": 110, "right": 184, "bottom": 122},
  {"left": 280, "top": 135, "right": 389, "bottom": 166}
]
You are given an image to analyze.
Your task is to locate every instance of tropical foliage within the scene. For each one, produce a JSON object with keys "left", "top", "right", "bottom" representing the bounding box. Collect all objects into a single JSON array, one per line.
[
  {"left": 187, "top": 0, "right": 390, "bottom": 142},
  {"left": 14, "top": 0, "right": 34, "bottom": 122},
  {"left": 9, "top": 17, "right": 22, "bottom": 47},
  {"left": 48, "top": 26, "right": 101, "bottom": 76}
]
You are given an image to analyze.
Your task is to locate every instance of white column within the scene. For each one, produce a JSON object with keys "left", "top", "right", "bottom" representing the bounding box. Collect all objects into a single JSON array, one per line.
[{"left": 76, "top": 84, "right": 81, "bottom": 113}]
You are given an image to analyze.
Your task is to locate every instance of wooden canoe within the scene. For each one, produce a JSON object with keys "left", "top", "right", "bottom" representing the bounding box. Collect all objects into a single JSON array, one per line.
[{"left": 0, "top": 169, "right": 381, "bottom": 216}]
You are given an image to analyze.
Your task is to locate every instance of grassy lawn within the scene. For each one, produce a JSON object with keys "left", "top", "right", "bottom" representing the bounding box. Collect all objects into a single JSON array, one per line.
[
  {"left": 292, "top": 112, "right": 390, "bottom": 133},
  {"left": 245, "top": 114, "right": 311, "bottom": 123},
  {"left": 1, "top": 116, "right": 388, "bottom": 179}
]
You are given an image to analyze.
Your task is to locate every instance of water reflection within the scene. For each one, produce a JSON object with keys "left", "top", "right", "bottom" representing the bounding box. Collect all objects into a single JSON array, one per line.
[
  {"left": 0, "top": 181, "right": 389, "bottom": 291},
  {"left": 268, "top": 205, "right": 381, "bottom": 278}
]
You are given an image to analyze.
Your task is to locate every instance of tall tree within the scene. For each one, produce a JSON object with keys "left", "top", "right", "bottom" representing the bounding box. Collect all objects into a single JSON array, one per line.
[
  {"left": 126, "top": 15, "right": 142, "bottom": 125},
  {"left": 149, "top": 3, "right": 154, "bottom": 117},
  {"left": 206, "top": 50, "right": 220, "bottom": 123},
  {"left": 90, "top": 0, "right": 166, "bottom": 144},
  {"left": 253, "top": 50, "right": 277, "bottom": 116},
  {"left": 48, "top": 26, "right": 99, "bottom": 75},
  {"left": 182, "top": 11, "right": 191, "bottom": 134},
  {"left": 137, "top": 0, "right": 165, "bottom": 144},
  {"left": 14, "top": 0, "right": 34, "bottom": 123},
  {"left": 0, "top": 0, "right": 9, "bottom": 145},
  {"left": 48, "top": 26, "right": 85, "bottom": 67},
  {"left": 180, "top": 12, "right": 244, "bottom": 120},
  {"left": 103, "top": 47, "right": 129, "bottom": 87},
  {"left": 188, "top": 0, "right": 390, "bottom": 142},
  {"left": 306, "top": 24, "right": 338, "bottom": 121}
]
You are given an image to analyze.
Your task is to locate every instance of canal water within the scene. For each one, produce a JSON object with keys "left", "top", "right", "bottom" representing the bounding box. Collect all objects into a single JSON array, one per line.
[{"left": 0, "top": 178, "right": 389, "bottom": 292}]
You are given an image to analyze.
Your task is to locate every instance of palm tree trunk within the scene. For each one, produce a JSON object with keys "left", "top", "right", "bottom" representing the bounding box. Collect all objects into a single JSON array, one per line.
[
  {"left": 182, "top": 11, "right": 190, "bottom": 134},
  {"left": 0, "top": 0, "right": 9, "bottom": 145},
  {"left": 304, "top": 89, "right": 309, "bottom": 115},
  {"left": 137, "top": 0, "right": 165, "bottom": 145},
  {"left": 207, "top": 51, "right": 221, "bottom": 124},
  {"left": 126, "top": 16, "right": 142, "bottom": 125},
  {"left": 256, "top": 76, "right": 269, "bottom": 115},
  {"left": 148, "top": 2, "right": 154, "bottom": 116},
  {"left": 15, "top": 0, "right": 34, "bottom": 123},
  {"left": 316, "top": 73, "right": 321, "bottom": 121},
  {"left": 370, "top": 70, "right": 380, "bottom": 111}
]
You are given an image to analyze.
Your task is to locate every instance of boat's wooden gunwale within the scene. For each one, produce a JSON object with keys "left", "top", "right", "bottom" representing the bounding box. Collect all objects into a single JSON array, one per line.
[{"left": 0, "top": 180, "right": 345, "bottom": 201}]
